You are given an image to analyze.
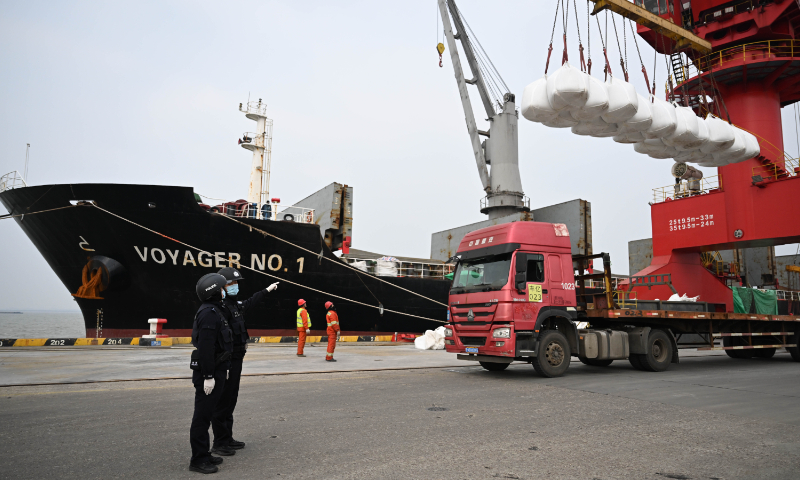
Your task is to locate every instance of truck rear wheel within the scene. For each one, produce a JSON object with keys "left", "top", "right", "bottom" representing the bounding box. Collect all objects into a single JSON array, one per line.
[
  {"left": 723, "top": 337, "right": 755, "bottom": 359},
  {"left": 754, "top": 348, "right": 776, "bottom": 359},
  {"left": 579, "top": 357, "right": 613, "bottom": 367},
  {"left": 628, "top": 354, "right": 646, "bottom": 370},
  {"left": 639, "top": 329, "right": 673, "bottom": 372},
  {"left": 531, "top": 330, "right": 571, "bottom": 378},
  {"left": 789, "top": 332, "right": 800, "bottom": 362},
  {"left": 479, "top": 361, "right": 510, "bottom": 371}
]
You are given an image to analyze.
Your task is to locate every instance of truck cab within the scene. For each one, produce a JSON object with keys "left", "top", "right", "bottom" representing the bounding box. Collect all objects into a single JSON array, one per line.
[{"left": 445, "top": 221, "right": 581, "bottom": 376}]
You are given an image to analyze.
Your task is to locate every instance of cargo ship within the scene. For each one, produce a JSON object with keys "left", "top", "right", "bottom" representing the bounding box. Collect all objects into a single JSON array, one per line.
[{"left": 0, "top": 101, "right": 452, "bottom": 338}]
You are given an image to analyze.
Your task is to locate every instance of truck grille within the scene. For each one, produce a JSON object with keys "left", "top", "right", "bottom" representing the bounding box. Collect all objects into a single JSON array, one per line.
[{"left": 459, "top": 336, "right": 487, "bottom": 346}]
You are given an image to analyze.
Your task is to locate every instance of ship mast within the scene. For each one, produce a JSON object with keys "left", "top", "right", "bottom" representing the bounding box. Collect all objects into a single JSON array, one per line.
[{"left": 238, "top": 99, "right": 273, "bottom": 208}]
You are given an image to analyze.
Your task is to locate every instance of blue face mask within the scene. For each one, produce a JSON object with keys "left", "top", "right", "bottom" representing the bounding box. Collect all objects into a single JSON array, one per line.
[
  {"left": 221, "top": 289, "right": 226, "bottom": 299},
  {"left": 226, "top": 284, "right": 239, "bottom": 296}
]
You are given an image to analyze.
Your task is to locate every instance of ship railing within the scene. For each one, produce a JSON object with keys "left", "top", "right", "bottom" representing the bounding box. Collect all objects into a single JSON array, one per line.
[
  {"left": 752, "top": 157, "right": 800, "bottom": 184},
  {"left": 210, "top": 201, "right": 315, "bottom": 224},
  {"left": 676, "top": 39, "right": 800, "bottom": 85},
  {"left": 239, "top": 100, "right": 268, "bottom": 117},
  {"left": 775, "top": 290, "right": 800, "bottom": 302},
  {"left": 0, "top": 171, "right": 27, "bottom": 193},
  {"left": 652, "top": 174, "right": 722, "bottom": 203},
  {"left": 343, "top": 257, "right": 455, "bottom": 280},
  {"left": 479, "top": 194, "right": 530, "bottom": 211},
  {"left": 239, "top": 131, "right": 265, "bottom": 148}
]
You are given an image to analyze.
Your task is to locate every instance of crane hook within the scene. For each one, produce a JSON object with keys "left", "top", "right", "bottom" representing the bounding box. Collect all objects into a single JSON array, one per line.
[{"left": 437, "top": 43, "right": 445, "bottom": 68}]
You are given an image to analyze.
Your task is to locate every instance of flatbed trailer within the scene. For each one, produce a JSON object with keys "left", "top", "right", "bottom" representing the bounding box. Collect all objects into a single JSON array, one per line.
[{"left": 444, "top": 221, "right": 800, "bottom": 377}]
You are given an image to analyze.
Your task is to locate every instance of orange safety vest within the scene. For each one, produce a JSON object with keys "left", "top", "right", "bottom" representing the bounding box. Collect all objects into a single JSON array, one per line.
[{"left": 326, "top": 310, "right": 340, "bottom": 335}]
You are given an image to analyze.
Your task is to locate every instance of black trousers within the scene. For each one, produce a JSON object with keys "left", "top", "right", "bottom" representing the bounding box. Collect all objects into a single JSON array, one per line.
[
  {"left": 189, "top": 368, "right": 227, "bottom": 464},
  {"left": 212, "top": 357, "right": 243, "bottom": 447}
]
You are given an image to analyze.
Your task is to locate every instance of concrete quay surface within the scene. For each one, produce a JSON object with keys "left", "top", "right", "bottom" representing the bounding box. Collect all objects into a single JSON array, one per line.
[{"left": 0, "top": 344, "right": 798, "bottom": 479}]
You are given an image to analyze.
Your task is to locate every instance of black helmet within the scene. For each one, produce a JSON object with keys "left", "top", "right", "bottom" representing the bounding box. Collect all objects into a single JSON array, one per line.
[
  {"left": 196, "top": 273, "right": 227, "bottom": 301},
  {"left": 217, "top": 267, "right": 244, "bottom": 283}
]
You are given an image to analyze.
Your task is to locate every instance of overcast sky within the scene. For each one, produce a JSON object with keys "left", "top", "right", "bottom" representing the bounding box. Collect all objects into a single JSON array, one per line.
[{"left": 1, "top": 0, "right": 799, "bottom": 311}]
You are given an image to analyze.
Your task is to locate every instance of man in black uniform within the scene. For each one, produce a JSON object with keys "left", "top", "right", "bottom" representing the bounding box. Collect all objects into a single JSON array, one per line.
[
  {"left": 211, "top": 267, "right": 278, "bottom": 454},
  {"left": 189, "top": 273, "right": 234, "bottom": 474}
]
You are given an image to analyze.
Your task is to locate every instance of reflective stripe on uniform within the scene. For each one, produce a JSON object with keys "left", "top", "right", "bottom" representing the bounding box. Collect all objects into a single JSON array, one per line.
[
  {"left": 296, "top": 308, "right": 311, "bottom": 328},
  {"left": 326, "top": 321, "right": 339, "bottom": 326}
]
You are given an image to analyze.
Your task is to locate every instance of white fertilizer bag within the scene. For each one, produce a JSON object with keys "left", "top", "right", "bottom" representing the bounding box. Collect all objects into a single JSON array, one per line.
[
  {"left": 572, "top": 116, "right": 617, "bottom": 136},
  {"left": 542, "top": 109, "right": 579, "bottom": 128},
  {"left": 521, "top": 76, "right": 558, "bottom": 123},
  {"left": 620, "top": 94, "right": 653, "bottom": 133},
  {"left": 673, "top": 149, "right": 710, "bottom": 163},
  {"left": 546, "top": 62, "right": 588, "bottom": 111},
  {"left": 375, "top": 259, "right": 398, "bottom": 277},
  {"left": 570, "top": 75, "right": 609, "bottom": 120},
  {"left": 633, "top": 138, "right": 666, "bottom": 155},
  {"left": 613, "top": 131, "right": 646, "bottom": 143},
  {"left": 675, "top": 115, "right": 709, "bottom": 151},
  {"left": 664, "top": 106, "right": 702, "bottom": 149},
  {"left": 729, "top": 129, "right": 760, "bottom": 164},
  {"left": 712, "top": 128, "right": 747, "bottom": 164},
  {"left": 414, "top": 327, "right": 446, "bottom": 350},
  {"left": 601, "top": 75, "right": 639, "bottom": 123},
  {"left": 700, "top": 115, "right": 735, "bottom": 154},
  {"left": 644, "top": 96, "right": 677, "bottom": 139}
]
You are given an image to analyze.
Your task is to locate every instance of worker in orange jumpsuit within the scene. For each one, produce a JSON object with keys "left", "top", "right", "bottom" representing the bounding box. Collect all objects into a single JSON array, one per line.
[
  {"left": 296, "top": 299, "right": 311, "bottom": 357},
  {"left": 324, "top": 301, "right": 341, "bottom": 362}
]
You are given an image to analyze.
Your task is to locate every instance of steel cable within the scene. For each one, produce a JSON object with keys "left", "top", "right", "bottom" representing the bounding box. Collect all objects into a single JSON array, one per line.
[{"left": 90, "top": 204, "right": 448, "bottom": 323}]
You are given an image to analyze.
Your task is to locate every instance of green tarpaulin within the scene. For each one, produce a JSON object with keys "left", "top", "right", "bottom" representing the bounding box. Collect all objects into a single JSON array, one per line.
[{"left": 731, "top": 287, "right": 778, "bottom": 315}]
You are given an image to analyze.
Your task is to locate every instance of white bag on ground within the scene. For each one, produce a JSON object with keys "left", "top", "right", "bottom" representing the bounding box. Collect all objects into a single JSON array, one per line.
[
  {"left": 546, "top": 62, "right": 588, "bottom": 111},
  {"left": 601, "top": 75, "right": 639, "bottom": 123},
  {"left": 620, "top": 94, "right": 653, "bottom": 133},
  {"left": 572, "top": 116, "right": 617, "bottom": 136},
  {"left": 542, "top": 109, "right": 579, "bottom": 128},
  {"left": 521, "top": 76, "right": 558, "bottom": 123},
  {"left": 414, "top": 327, "right": 446, "bottom": 350},
  {"left": 700, "top": 115, "right": 735, "bottom": 154},
  {"left": 569, "top": 75, "right": 608, "bottom": 120},
  {"left": 644, "top": 96, "right": 677, "bottom": 139}
]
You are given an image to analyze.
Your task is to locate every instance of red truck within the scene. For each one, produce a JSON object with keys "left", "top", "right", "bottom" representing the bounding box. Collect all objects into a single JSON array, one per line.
[{"left": 444, "top": 221, "right": 800, "bottom": 377}]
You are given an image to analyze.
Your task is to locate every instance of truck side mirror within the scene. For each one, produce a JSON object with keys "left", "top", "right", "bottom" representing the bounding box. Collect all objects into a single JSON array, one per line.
[{"left": 515, "top": 254, "right": 526, "bottom": 292}]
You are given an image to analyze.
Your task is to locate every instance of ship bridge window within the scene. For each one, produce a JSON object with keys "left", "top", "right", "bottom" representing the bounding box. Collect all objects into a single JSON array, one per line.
[{"left": 635, "top": 0, "right": 672, "bottom": 15}]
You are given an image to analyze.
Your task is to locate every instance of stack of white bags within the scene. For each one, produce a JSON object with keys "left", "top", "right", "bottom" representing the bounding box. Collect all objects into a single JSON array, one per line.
[{"left": 521, "top": 62, "right": 760, "bottom": 167}]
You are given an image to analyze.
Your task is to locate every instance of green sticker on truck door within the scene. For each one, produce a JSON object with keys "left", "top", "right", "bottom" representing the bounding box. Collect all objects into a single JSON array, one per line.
[{"left": 527, "top": 284, "right": 542, "bottom": 302}]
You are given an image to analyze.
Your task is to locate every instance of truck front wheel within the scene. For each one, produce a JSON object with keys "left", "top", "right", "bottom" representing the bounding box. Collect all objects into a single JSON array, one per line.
[
  {"left": 638, "top": 329, "right": 673, "bottom": 372},
  {"left": 532, "top": 330, "right": 571, "bottom": 378},
  {"left": 479, "top": 361, "right": 510, "bottom": 371}
]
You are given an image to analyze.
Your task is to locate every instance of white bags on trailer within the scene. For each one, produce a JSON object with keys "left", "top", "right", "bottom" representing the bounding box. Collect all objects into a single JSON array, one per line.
[{"left": 520, "top": 63, "right": 761, "bottom": 167}]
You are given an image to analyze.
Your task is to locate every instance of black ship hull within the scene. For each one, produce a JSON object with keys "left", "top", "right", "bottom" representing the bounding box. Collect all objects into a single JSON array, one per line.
[{"left": 0, "top": 184, "right": 450, "bottom": 337}]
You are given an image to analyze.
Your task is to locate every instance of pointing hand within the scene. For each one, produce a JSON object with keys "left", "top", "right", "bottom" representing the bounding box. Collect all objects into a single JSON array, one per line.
[{"left": 267, "top": 282, "right": 279, "bottom": 292}]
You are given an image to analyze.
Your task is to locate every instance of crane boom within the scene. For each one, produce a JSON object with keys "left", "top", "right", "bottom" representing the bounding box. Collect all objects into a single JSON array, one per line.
[{"left": 588, "top": 0, "right": 711, "bottom": 54}]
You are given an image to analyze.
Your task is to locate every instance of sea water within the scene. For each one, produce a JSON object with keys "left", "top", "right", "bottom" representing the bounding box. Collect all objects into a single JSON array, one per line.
[{"left": 0, "top": 311, "right": 85, "bottom": 338}]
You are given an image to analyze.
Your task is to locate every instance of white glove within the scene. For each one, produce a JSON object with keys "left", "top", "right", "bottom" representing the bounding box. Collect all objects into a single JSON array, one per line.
[
  {"left": 267, "top": 282, "right": 279, "bottom": 292},
  {"left": 227, "top": 370, "right": 229, "bottom": 380},
  {"left": 203, "top": 378, "right": 215, "bottom": 395},
  {"left": 306, "top": 329, "right": 311, "bottom": 334}
]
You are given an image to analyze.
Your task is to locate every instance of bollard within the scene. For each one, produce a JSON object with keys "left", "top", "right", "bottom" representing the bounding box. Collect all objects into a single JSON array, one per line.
[{"left": 142, "top": 318, "right": 168, "bottom": 338}]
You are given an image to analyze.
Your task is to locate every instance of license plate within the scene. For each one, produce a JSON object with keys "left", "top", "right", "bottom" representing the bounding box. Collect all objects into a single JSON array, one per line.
[{"left": 465, "top": 347, "right": 479, "bottom": 353}]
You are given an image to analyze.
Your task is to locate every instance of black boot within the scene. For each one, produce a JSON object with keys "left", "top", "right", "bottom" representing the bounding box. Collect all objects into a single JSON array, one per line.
[
  {"left": 209, "top": 456, "right": 223, "bottom": 465},
  {"left": 228, "top": 439, "right": 245, "bottom": 449},
  {"left": 211, "top": 445, "right": 236, "bottom": 456},
  {"left": 189, "top": 461, "right": 219, "bottom": 474}
]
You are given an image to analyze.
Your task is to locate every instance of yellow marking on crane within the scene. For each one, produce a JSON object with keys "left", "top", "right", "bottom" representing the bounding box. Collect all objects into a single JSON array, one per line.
[{"left": 588, "top": 0, "right": 712, "bottom": 54}]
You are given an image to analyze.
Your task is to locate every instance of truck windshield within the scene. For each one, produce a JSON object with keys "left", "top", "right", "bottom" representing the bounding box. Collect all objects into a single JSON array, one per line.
[{"left": 451, "top": 253, "right": 512, "bottom": 292}]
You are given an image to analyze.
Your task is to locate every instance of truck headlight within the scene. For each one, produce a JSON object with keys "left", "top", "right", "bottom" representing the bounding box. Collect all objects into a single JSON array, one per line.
[
  {"left": 444, "top": 328, "right": 453, "bottom": 337},
  {"left": 492, "top": 327, "right": 510, "bottom": 338}
]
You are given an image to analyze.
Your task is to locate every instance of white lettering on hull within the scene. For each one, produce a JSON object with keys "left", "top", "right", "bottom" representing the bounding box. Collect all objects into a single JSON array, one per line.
[
  {"left": 151, "top": 248, "right": 166, "bottom": 264},
  {"left": 134, "top": 246, "right": 148, "bottom": 262},
  {"left": 133, "top": 247, "right": 300, "bottom": 273}
]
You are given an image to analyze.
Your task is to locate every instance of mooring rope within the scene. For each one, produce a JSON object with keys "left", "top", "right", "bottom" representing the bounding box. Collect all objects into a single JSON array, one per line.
[
  {"left": 90, "top": 204, "right": 447, "bottom": 323},
  {"left": 215, "top": 212, "right": 449, "bottom": 307},
  {"left": 0, "top": 204, "right": 80, "bottom": 221}
]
